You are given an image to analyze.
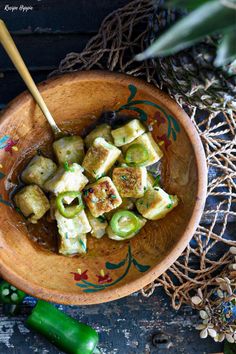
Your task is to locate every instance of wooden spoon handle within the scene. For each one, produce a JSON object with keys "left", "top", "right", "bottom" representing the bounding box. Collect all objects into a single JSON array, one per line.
[{"left": 0, "top": 20, "right": 62, "bottom": 137}]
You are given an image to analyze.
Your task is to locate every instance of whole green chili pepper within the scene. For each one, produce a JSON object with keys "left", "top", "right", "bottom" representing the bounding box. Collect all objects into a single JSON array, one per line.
[
  {"left": 56, "top": 191, "right": 84, "bottom": 218},
  {"left": 26, "top": 300, "right": 99, "bottom": 354}
]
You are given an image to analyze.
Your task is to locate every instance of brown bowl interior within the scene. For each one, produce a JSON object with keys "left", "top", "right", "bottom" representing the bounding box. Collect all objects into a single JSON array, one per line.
[{"left": 0, "top": 72, "right": 207, "bottom": 304}]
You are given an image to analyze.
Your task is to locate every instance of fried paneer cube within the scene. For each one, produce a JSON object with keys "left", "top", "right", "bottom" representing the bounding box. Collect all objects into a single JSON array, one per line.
[
  {"left": 136, "top": 187, "right": 178, "bottom": 220},
  {"left": 59, "top": 234, "right": 87, "bottom": 255},
  {"left": 55, "top": 209, "right": 91, "bottom": 238},
  {"left": 122, "top": 132, "right": 163, "bottom": 167},
  {"left": 105, "top": 197, "right": 135, "bottom": 220},
  {"left": 82, "top": 137, "right": 121, "bottom": 179},
  {"left": 111, "top": 119, "right": 146, "bottom": 147},
  {"left": 21, "top": 155, "right": 57, "bottom": 189},
  {"left": 53, "top": 136, "right": 84, "bottom": 165},
  {"left": 112, "top": 166, "right": 147, "bottom": 198},
  {"left": 44, "top": 163, "right": 88, "bottom": 202},
  {"left": 107, "top": 217, "right": 146, "bottom": 241},
  {"left": 84, "top": 124, "right": 113, "bottom": 149},
  {"left": 86, "top": 211, "right": 107, "bottom": 239},
  {"left": 146, "top": 172, "right": 155, "bottom": 189},
  {"left": 14, "top": 185, "right": 50, "bottom": 224},
  {"left": 83, "top": 177, "right": 122, "bottom": 217}
]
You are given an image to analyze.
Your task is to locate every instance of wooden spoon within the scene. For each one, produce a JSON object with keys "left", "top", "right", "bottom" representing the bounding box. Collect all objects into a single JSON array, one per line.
[{"left": 0, "top": 20, "right": 62, "bottom": 138}]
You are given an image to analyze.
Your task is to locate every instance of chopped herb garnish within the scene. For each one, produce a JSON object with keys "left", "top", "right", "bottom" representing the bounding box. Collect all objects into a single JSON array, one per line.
[
  {"left": 153, "top": 175, "right": 161, "bottom": 187},
  {"left": 64, "top": 161, "right": 75, "bottom": 172},
  {"left": 123, "top": 137, "right": 126, "bottom": 143},
  {"left": 79, "top": 239, "right": 86, "bottom": 251},
  {"left": 144, "top": 186, "right": 147, "bottom": 191},
  {"left": 139, "top": 201, "right": 144, "bottom": 205},
  {"left": 97, "top": 215, "right": 106, "bottom": 223},
  {"left": 121, "top": 175, "right": 127, "bottom": 181},
  {"left": 146, "top": 203, "right": 150, "bottom": 208},
  {"left": 83, "top": 189, "right": 89, "bottom": 197},
  {"left": 167, "top": 204, "right": 172, "bottom": 209},
  {"left": 110, "top": 194, "right": 117, "bottom": 199}
]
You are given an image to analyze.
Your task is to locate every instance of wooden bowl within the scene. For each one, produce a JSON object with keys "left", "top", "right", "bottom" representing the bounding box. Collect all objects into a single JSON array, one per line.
[{"left": 0, "top": 71, "right": 207, "bottom": 305}]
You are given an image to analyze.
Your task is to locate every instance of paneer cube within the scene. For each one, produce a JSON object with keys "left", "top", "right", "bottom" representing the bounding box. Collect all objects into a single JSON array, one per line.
[
  {"left": 14, "top": 185, "right": 50, "bottom": 224},
  {"left": 59, "top": 234, "right": 87, "bottom": 255},
  {"left": 82, "top": 137, "right": 121, "bottom": 179},
  {"left": 84, "top": 124, "right": 113, "bottom": 149},
  {"left": 146, "top": 172, "right": 155, "bottom": 189},
  {"left": 112, "top": 166, "right": 147, "bottom": 198},
  {"left": 111, "top": 119, "right": 146, "bottom": 147},
  {"left": 44, "top": 163, "right": 88, "bottom": 202},
  {"left": 105, "top": 197, "right": 135, "bottom": 220},
  {"left": 55, "top": 209, "right": 91, "bottom": 238},
  {"left": 53, "top": 136, "right": 84, "bottom": 165},
  {"left": 122, "top": 133, "right": 163, "bottom": 167},
  {"left": 136, "top": 187, "right": 178, "bottom": 220},
  {"left": 83, "top": 177, "right": 122, "bottom": 217},
  {"left": 107, "top": 217, "right": 146, "bottom": 241},
  {"left": 86, "top": 211, "right": 107, "bottom": 239},
  {"left": 21, "top": 155, "right": 57, "bottom": 189}
]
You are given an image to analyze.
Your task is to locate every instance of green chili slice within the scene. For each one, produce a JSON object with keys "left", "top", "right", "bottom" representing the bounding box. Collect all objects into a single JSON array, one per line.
[
  {"left": 0, "top": 281, "right": 25, "bottom": 305},
  {"left": 110, "top": 210, "right": 141, "bottom": 238},
  {"left": 56, "top": 191, "right": 84, "bottom": 218},
  {"left": 125, "top": 143, "right": 149, "bottom": 166},
  {"left": 26, "top": 300, "right": 99, "bottom": 354}
]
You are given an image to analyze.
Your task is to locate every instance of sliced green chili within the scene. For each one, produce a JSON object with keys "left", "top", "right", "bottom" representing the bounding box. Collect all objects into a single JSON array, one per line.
[
  {"left": 0, "top": 281, "right": 25, "bottom": 304},
  {"left": 110, "top": 210, "right": 141, "bottom": 238},
  {"left": 125, "top": 143, "right": 149, "bottom": 166},
  {"left": 56, "top": 191, "right": 84, "bottom": 218},
  {"left": 0, "top": 281, "right": 26, "bottom": 315},
  {"left": 26, "top": 300, "right": 99, "bottom": 354}
]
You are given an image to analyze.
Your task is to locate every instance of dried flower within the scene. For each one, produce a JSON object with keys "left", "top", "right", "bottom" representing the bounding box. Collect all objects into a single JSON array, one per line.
[
  {"left": 193, "top": 275, "right": 236, "bottom": 343},
  {"left": 191, "top": 288, "right": 204, "bottom": 306}
]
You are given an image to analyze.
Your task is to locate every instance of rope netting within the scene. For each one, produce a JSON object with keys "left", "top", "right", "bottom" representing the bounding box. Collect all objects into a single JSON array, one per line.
[{"left": 50, "top": 0, "right": 236, "bottom": 309}]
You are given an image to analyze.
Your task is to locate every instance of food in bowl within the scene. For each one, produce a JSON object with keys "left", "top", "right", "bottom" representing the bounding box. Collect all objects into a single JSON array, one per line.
[{"left": 13, "top": 115, "right": 179, "bottom": 256}]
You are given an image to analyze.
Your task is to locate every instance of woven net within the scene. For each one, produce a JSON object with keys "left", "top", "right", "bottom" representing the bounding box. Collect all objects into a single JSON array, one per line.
[{"left": 50, "top": 0, "right": 236, "bottom": 309}]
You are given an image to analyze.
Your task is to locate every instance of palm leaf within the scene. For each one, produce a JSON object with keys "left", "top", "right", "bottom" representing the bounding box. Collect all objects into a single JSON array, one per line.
[
  {"left": 166, "top": 0, "right": 213, "bottom": 11},
  {"left": 214, "top": 30, "right": 236, "bottom": 67},
  {"left": 136, "top": 1, "right": 236, "bottom": 59}
]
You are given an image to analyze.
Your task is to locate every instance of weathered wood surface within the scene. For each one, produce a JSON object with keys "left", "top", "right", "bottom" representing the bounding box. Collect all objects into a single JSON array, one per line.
[
  {"left": 0, "top": 0, "right": 232, "bottom": 353},
  {"left": 0, "top": 289, "right": 223, "bottom": 354}
]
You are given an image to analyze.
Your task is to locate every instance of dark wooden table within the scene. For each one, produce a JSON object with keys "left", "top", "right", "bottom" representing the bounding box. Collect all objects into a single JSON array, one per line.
[{"left": 0, "top": 1, "right": 225, "bottom": 353}]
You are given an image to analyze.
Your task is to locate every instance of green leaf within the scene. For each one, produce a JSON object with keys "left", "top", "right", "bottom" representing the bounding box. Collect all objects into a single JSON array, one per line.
[
  {"left": 127, "top": 106, "right": 148, "bottom": 121},
  {"left": 169, "top": 116, "right": 180, "bottom": 132},
  {"left": 214, "top": 31, "right": 236, "bottom": 67},
  {"left": 166, "top": 0, "right": 214, "bottom": 11},
  {"left": 135, "top": 1, "right": 236, "bottom": 59},
  {"left": 76, "top": 283, "right": 89, "bottom": 288},
  {"left": 171, "top": 129, "right": 177, "bottom": 141},
  {"left": 106, "top": 259, "right": 126, "bottom": 270},
  {"left": 224, "top": 341, "right": 236, "bottom": 354},
  {"left": 83, "top": 288, "right": 102, "bottom": 293},
  {"left": 127, "top": 84, "right": 137, "bottom": 103},
  {"left": 132, "top": 258, "right": 150, "bottom": 272},
  {"left": 229, "top": 58, "right": 236, "bottom": 74}
]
